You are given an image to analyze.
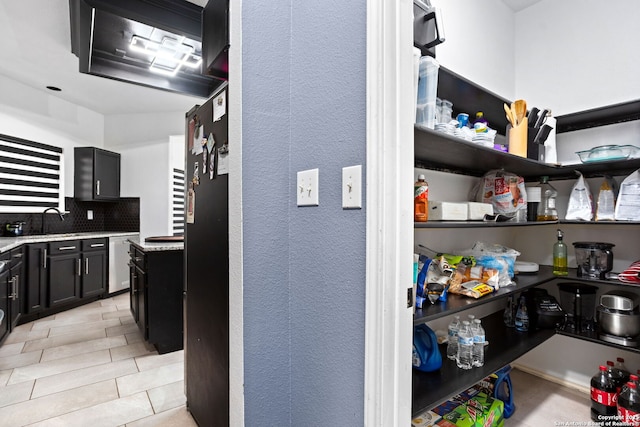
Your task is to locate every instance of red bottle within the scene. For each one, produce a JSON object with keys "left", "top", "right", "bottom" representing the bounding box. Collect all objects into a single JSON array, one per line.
[
  {"left": 618, "top": 381, "right": 640, "bottom": 426},
  {"left": 592, "top": 365, "right": 618, "bottom": 421}
]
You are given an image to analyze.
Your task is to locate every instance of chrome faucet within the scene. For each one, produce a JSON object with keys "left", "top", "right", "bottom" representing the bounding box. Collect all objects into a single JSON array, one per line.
[{"left": 42, "top": 207, "right": 65, "bottom": 234}]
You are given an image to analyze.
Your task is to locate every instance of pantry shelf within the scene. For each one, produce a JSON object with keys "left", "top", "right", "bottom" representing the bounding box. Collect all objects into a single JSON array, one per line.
[
  {"left": 414, "top": 266, "right": 555, "bottom": 324},
  {"left": 559, "top": 220, "right": 640, "bottom": 226},
  {"left": 412, "top": 310, "right": 555, "bottom": 416},
  {"left": 556, "top": 327, "right": 640, "bottom": 355},
  {"left": 414, "top": 220, "right": 557, "bottom": 229}
]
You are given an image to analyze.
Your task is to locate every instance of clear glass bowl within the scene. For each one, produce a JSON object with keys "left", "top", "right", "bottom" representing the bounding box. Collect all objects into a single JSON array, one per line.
[{"left": 576, "top": 145, "right": 640, "bottom": 163}]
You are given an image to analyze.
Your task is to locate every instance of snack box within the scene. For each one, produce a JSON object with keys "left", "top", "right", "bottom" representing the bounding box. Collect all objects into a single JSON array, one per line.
[
  {"left": 431, "top": 399, "right": 462, "bottom": 416},
  {"left": 467, "top": 202, "right": 493, "bottom": 220},
  {"left": 412, "top": 409, "right": 442, "bottom": 427},
  {"left": 442, "top": 393, "right": 504, "bottom": 427},
  {"left": 428, "top": 201, "right": 468, "bottom": 221}
]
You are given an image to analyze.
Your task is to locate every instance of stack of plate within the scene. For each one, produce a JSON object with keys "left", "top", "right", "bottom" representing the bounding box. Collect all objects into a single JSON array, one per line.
[{"left": 434, "top": 122, "right": 455, "bottom": 135}]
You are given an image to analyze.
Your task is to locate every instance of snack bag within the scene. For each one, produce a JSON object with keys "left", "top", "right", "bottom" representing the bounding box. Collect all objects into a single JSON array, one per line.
[
  {"left": 595, "top": 176, "right": 617, "bottom": 221},
  {"left": 614, "top": 169, "right": 640, "bottom": 221},
  {"left": 472, "top": 170, "right": 527, "bottom": 216},
  {"left": 565, "top": 172, "right": 593, "bottom": 221}
]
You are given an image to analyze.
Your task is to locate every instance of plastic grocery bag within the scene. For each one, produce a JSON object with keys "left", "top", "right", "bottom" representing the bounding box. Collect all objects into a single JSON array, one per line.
[
  {"left": 566, "top": 172, "right": 593, "bottom": 221},
  {"left": 615, "top": 169, "right": 640, "bottom": 221},
  {"left": 471, "top": 170, "right": 527, "bottom": 215},
  {"left": 595, "top": 176, "right": 617, "bottom": 221}
]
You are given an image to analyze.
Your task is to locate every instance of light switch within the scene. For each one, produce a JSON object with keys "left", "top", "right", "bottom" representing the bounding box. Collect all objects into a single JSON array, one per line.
[
  {"left": 297, "top": 168, "right": 319, "bottom": 206},
  {"left": 342, "top": 165, "right": 362, "bottom": 209}
]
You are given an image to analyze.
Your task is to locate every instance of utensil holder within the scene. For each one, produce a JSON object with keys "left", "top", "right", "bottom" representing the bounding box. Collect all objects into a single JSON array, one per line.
[{"left": 507, "top": 118, "right": 528, "bottom": 158}]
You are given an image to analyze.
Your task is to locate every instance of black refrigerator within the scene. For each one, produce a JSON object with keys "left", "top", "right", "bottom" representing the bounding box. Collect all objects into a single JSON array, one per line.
[{"left": 184, "top": 82, "right": 229, "bottom": 427}]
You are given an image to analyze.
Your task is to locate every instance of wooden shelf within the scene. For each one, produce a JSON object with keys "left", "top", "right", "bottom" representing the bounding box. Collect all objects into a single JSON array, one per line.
[
  {"left": 414, "top": 266, "right": 555, "bottom": 324},
  {"left": 412, "top": 311, "right": 555, "bottom": 416},
  {"left": 556, "top": 100, "right": 640, "bottom": 134}
]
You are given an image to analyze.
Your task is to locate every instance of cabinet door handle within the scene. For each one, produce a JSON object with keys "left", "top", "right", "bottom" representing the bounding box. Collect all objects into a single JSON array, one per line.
[
  {"left": 43, "top": 249, "right": 47, "bottom": 269},
  {"left": 96, "top": 180, "right": 100, "bottom": 196},
  {"left": 12, "top": 253, "right": 22, "bottom": 258},
  {"left": 14, "top": 274, "right": 18, "bottom": 299},
  {"left": 85, "top": 258, "right": 89, "bottom": 275},
  {"left": 135, "top": 257, "right": 143, "bottom": 262},
  {"left": 90, "top": 243, "right": 105, "bottom": 248},
  {"left": 58, "top": 246, "right": 77, "bottom": 251},
  {"left": 77, "top": 258, "right": 81, "bottom": 276}
]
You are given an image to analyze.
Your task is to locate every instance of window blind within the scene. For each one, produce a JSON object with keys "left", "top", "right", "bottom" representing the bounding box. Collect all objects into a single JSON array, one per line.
[
  {"left": 172, "top": 168, "right": 185, "bottom": 235},
  {"left": 0, "top": 134, "right": 63, "bottom": 213}
]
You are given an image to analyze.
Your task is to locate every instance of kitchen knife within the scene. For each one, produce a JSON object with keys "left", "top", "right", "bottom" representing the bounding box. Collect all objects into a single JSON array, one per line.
[
  {"left": 534, "top": 124, "right": 553, "bottom": 145},
  {"left": 527, "top": 107, "right": 540, "bottom": 127},
  {"left": 534, "top": 109, "right": 550, "bottom": 129}
]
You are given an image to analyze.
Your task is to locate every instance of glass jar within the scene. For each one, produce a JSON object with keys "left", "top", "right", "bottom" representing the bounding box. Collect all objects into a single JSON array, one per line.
[{"left": 537, "top": 176, "right": 558, "bottom": 221}]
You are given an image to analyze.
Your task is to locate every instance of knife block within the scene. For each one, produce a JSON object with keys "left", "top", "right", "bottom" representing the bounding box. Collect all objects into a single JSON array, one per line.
[
  {"left": 527, "top": 131, "right": 541, "bottom": 161},
  {"left": 507, "top": 118, "right": 528, "bottom": 158}
]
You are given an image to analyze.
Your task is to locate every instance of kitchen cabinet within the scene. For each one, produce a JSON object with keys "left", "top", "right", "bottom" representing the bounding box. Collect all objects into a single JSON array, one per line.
[
  {"left": 74, "top": 147, "right": 121, "bottom": 201},
  {"left": 0, "top": 253, "right": 10, "bottom": 343},
  {"left": 47, "top": 241, "right": 82, "bottom": 308},
  {"left": 81, "top": 239, "right": 107, "bottom": 298},
  {"left": 26, "top": 243, "right": 47, "bottom": 314},
  {"left": 129, "top": 244, "right": 183, "bottom": 354},
  {"left": 8, "top": 246, "right": 24, "bottom": 329}
]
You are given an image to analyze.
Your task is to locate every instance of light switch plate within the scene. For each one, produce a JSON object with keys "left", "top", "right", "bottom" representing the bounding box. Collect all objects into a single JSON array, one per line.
[
  {"left": 342, "top": 165, "right": 362, "bottom": 209},
  {"left": 297, "top": 168, "right": 319, "bottom": 206},
  {"left": 87, "top": 210, "right": 94, "bottom": 220}
]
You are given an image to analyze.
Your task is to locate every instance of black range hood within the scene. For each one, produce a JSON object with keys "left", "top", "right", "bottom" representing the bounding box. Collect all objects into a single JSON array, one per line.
[{"left": 69, "top": 0, "right": 227, "bottom": 98}]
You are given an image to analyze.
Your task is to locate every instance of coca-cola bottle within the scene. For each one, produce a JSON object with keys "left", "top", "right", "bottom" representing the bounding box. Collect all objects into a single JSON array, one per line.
[
  {"left": 607, "top": 360, "right": 627, "bottom": 394},
  {"left": 622, "top": 375, "right": 640, "bottom": 395},
  {"left": 617, "top": 357, "right": 631, "bottom": 382},
  {"left": 592, "top": 365, "right": 618, "bottom": 421},
  {"left": 618, "top": 381, "right": 640, "bottom": 426}
]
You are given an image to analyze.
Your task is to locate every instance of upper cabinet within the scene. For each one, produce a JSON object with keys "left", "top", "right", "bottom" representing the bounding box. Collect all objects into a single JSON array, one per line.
[
  {"left": 202, "top": 0, "right": 229, "bottom": 82},
  {"left": 74, "top": 147, "right": 121, "bottom": 201}
]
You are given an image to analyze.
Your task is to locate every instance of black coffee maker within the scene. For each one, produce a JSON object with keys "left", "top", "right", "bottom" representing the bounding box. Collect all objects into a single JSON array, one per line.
[{"left": 557, "top": 282, "right": 598, "bottom": 332}]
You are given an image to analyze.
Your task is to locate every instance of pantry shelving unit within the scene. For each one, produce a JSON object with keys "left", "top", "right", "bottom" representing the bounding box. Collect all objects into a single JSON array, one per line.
[{"left": 412, "top": 70, "right": 640, "bottom": 417}]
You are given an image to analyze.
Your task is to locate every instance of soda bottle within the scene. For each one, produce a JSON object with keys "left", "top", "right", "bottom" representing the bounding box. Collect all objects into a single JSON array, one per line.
[
  {"left": 617, "top": 357, "right": 631, "bottom": 382},
  {"left": 515, "top": 296, "right": 529, "bottom": 332},
  {"left": 446, "top": 316, "right": 460, "bottom": 360},
  {"left": 472, "top": 318, "right": 485, "bottom": 368},
  {"left": 414, "top": 175, "right": 428, "bottom": 222},
  {"left": 618, "top": 381, "right": 640, "bottom": 426},
  {"left": 622, "top": 374, "right": 639, "bottom": 395},
  {"left": 456, "top": 321, "right": 473, "bottom": 370},
  {"left": 591, "top": 365, "right": 618, "bottom": 421},
  {"left": 607, "top": 360, "right": 627, "bottom": 394}
]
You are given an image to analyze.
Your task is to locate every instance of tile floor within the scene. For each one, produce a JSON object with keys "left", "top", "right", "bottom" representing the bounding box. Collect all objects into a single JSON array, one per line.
[
  {"left": 1, "top": 293, "right": 594, "bottom": 426},
  {"left": 0, "top": 293, "right": 197, "bottom": 427}
]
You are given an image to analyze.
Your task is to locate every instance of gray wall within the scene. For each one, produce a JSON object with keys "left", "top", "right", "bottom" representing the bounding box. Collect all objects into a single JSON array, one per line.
[{"left": 242, "top": 1, "right": 367, "bottom": 425}]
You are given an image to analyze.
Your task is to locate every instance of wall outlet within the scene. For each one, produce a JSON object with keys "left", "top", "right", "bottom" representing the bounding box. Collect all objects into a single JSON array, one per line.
[{"left": 87, "top": 210, "right": 93, "bottom": 220}]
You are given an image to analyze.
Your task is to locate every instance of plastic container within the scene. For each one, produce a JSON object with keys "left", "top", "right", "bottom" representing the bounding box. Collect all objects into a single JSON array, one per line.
[
  {"left": 441, "top": 100, "right": 453, "bottom": 122},
  {"left": 515, "top": 296, "right": 529, "bottom": 332},
  {"left": 537, "top": 176, "right": 558, "bottom": 221},
  {"left": 414, "top": 175, "right": 429, "bottom": 222},
  {"left": 456, "top": 320, "right": 473, "bottom": 370},
  {"left": 416, "top": 56, "right": 440, "bottom": 129}
]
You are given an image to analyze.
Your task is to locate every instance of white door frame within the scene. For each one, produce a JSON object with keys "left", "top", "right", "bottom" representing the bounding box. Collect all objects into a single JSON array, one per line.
[{"left": 364, "top": 0, "right": 415, "bottom": 426}]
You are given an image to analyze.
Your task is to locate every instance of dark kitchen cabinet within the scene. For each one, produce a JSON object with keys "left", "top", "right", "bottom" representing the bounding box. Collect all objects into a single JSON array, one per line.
[
  {"left": 202, "top": 0, "right": 229, "bottom": 81},
  {"left": 47, "top": 241, "right": 82, "bottom": 308},
  {"left": 26, "top": 243, "right": 47, "bottom": 314},
  {"left": 81, "top": 239, "right": 107, "bottom": 298},
  {"left": 0, "top": 254, "right": 10, "bottom": 343},
  {"left": 74, "top": 147, "right": 121, "bottom": 201},
  {"left": 8, "top": 247, "right": 24, "bottom": 329},
  {"left": 129, "top": 244, "right": 183, "bottom": 354}
]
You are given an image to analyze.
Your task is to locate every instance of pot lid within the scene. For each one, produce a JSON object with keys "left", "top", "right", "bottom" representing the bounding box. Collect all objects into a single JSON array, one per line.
[{"left": 572, "top": 241, "right": 615, "bottom": 249}]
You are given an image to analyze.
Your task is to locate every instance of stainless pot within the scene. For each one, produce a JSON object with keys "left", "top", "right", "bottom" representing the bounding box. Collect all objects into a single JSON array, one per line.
[{"left": 597, "top": 306, "right": 640, "bottom": 337}]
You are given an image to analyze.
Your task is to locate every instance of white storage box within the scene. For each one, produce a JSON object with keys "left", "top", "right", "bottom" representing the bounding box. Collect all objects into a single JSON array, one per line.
[
  {"left": 467, "top": 202, "right": 494, "bottom": 220},
  {"left": 428, "top": 201, "right": 468, "bottom": 221}
]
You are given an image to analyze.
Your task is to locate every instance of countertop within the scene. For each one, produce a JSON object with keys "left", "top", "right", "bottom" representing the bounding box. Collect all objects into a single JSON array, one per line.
[
  {"left": 128, "top": 236, "right": 184, "bottom": 252},
  {"left": 0, "top": 232, "right": 139, "bottom": 253}
]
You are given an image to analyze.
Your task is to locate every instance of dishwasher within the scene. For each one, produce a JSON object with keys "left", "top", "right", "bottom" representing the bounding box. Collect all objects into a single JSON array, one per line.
[{"left": 109, "top": 235, "right": 136, "bottom": 294}]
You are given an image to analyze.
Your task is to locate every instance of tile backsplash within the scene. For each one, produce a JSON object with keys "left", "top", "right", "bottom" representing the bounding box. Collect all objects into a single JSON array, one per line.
[{"left": 0, "top": 198, "right": 140, "bottom": 236}]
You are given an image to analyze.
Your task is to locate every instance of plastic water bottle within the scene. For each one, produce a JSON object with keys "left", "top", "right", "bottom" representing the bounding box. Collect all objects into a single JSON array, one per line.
[
  {"left": 472, "top": 318, "right": 485, "bottom": 367},
  {"left": 515, "top": 296, "right": 529, "bottom": 332},
  {"left": 456, "top": 321, "right": 473, "bottom": 370},
  {"left": 446, "top": 316, "right": 460, "bottom": 360},
  {"left": 503, "top": 295, "right": 515, "bottom": 327}
]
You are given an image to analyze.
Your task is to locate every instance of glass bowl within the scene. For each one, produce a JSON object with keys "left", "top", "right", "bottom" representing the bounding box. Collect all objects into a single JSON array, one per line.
[{"left": 576, "top": 145, "right": 640, "bottom": 163}]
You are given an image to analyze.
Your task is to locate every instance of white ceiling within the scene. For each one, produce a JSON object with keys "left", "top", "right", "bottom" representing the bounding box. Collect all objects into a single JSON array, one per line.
[
  {"left": 501, "top": 0, "right": 543, "bottom": 12},
  {"left": 0, "top": 0, "right": 208, "bottom": 116}
]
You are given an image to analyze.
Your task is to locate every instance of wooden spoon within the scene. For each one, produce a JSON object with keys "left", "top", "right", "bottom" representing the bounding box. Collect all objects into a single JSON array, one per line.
[
  {"left": 514, "top": 99, "right": 527, "bottom": 125},
  {"left": 504, "top": 103, "right": 515, "bottom": 127}
]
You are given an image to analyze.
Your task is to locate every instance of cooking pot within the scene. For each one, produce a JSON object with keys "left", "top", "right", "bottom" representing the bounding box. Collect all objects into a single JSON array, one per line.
[
  {"left": 4, "top": 221, "right": 25, "bottom": 237},
  {"left": 597, "top": 291, "right": 640, "bottom": 338}
]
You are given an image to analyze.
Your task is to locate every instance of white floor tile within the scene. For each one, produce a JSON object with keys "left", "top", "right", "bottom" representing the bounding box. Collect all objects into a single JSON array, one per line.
[
  {"left": 126, "top": 406, "right": 198, "bottom": 427},
  {"left": 23, "top": 329, "right": 107, "bottom": 353},
  {"left": 147, "top": 380, "right": 186, "bottom": 413},
  {"left": 27, "top": 391, "right": 154, "bottom": 427},
  {"left": 3, "top": 329, "right": 50, "bottom": 345},
  {"left": 47, "top": 318, "right": 121, "bottom": 337},
  {"left": 0, "top": 369, "right": 12, "bottom": 386},
  {"left": 40, "top": 336, "right": 127, "bottom": 362},
  {"left": 0, "top": 349, "right": 43, "bottom": 371},
  {"left": 0, "top": 341, "right": 25, "bottom": 358},
  {"left": 0, "top": 379, "right": 34, "bottom": 408},
  {"left": 135, "top": 350, "right": 184, "bottom": 371},
  {"left": 8, "top": 349, "right": 111, "bottom": 385},
  {"left": 32, "top": 359, "right": 139, "bottom": 399},
  {"left": 106, "top": 322, "right": 140, "bottom": 337},
  {"left": 0, "top": 380, "right": 118, "bottom": 426},
  {"left": 110, "top": 342, "right": 157, "bottom": 362},
  {"left": 116, "top": 362, "right": 184, "bottom": 397}
]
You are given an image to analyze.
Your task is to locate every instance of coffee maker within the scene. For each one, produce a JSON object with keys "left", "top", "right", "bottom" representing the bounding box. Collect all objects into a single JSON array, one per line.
[{"left": 573, "top": 242, "right": 615, "bottom": 280}]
